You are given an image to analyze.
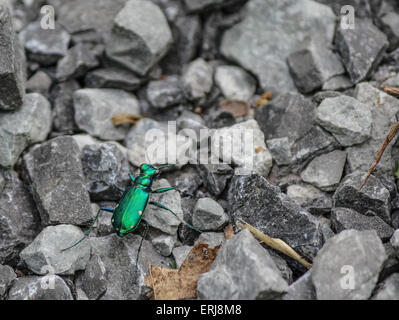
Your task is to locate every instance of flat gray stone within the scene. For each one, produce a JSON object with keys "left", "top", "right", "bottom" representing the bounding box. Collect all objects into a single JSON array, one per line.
[
  {"left": 150, "top": 230, "right": 177, "bottom": 257},
  {"left": 105, "top": 0, "right": 173, "bottom": 76},
  {"left": 220, "top": 0, "right": 336, "bottom": 93},
  {"left": 286, "top": 184, "right": 324, "bottom": 206},
  {"left": 73, "top": 88, "right": 140, "bottom": 141},
  {"left": 0, "top": 264, "right": 16, "bottom": 299},
  {"left": 85, "top": 67, "right": 142, "bottom": 91},
  {"left": 147, "top": 76, "right": 184, "bottom": 109},
  {"left": 172, "top": 245, "right": 192, "bottom": 268},
  {"left": 266, "top": 137, "right": 293, "bottom": 166},
  {"left": 312, "top": 230, "right": 387, "bottom": 300},
  {"left": 195, "top": 232, "right": 226, "bottom": 248},
  {"left": 81, "top": 254, "right": 107, "bottom": 300},
  {"left": 283, "top": 271, "right": 316, "bottom": 300},
  {"left": 372, "top": 273, "right": 399, "bottom": 300},
  {"left": 26, "top": 71, "right": 52, "bottom": 95},
  {"left": 192, "top": 198, "right": 229, "bottom": 231}
]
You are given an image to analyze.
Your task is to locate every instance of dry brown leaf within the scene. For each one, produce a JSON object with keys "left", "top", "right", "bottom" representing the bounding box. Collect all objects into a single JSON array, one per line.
[
  {"left": 111, "top": 113, "right": 142, "bottom": 126},
  {"left": 219, "top": 99, "right": 250, "bottom": 117},
  {"left": 194, "top": 107, "right": 203, "bottom": 114},
  {"left": 381, "top": 85, "right": 399, "bottom": 96},
  {"left": 223, "top": 224, "right": 235, "bottom": 240},
  {"left": 256, "top": 91, "right": 272, "bottom": 107},
  {"left": 145, "top": 243, "right": 221, "bottom": 300},
  {"left": 237, "top": 218, "right": 312, "bottom": 269},
  {"left": 255, "top": 146, "right": 266, "bottom": 153}
]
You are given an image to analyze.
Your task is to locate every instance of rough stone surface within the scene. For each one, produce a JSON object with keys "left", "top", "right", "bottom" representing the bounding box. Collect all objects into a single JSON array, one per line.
[
  {"left": 26, "top": 71, "right": 52, "bottom": 95},
  {"left": 105, "top": 0, "right": 173, "bottom": 76},
  {"left": 312, "top": 230, "right": 387, "bottom": 300},
  {"left": 214, "top": 65, "right": 256, "bottom": 101},
  {"left": 0, "top": 264, "right": 16, "bottom": 299},
  {"left": 183, "top": 0, "right": 244, "bottom": 13},
  {"left": 315, "top": 96, "right": 372, "bottom": 147},
  {"left": 333, "top": 172, "right": 391, "bottom": 224},
  {"left": 221, "top": 0, "right": 336, "bottom": 93},
  {"left": 331, "top": 207, "right": 394, "bottom": 241},
  {"left": 195, "top": 232, "right": 226, "bottom": 248},
  {"left": 286, "top": 184, "right": 324, "bottom": 206},
  {"left": 20, "top": 224, "right": 91, "bottom": 275},
  {"left": 147, "top": 76, "right": 184, "bottom": 109},
  {"left": 0, "top": 4, "right": 25, "bottom": 110},
  {"left": 172, "top": 245, "right": 192, "bottom": 268},
  {"left": 82, "top": 254, "right": 107, "bottom": 300},
  {"left": 197, "top": 229, "right": 288, "bottom": 299},
  {"left": 266, "top": 137, "right": 293, "bottom": 166},
  {"left": 23, "top": 136, "right": 93, "bottom": 226},
  {"left": 372, "top": 273, "right": 399, "bottom": 300},
  {"left": 301, "top": 150, "right": 347, "bottom": 191},
  {"left": 228, "top": 174, "right": 322, "bottom": 260},
  {"left": 150, "top": 230, "right": 177, "bottom": 257},
  {"left": 0, "top": 93, "right": 52, "bottom": 168},
  {"left": 283, "top": 271, "right": 316, "bottom": 300},
  {"left": 0, "top": 170, "right": 40, "bottom": 265},
  {"left": 196, "top": 163, "right": 233, "bottom": 197},
  {"left": 335, "top": 19, "right": 388, "bottom": 83},
  {"left": 8, "top": 275, "right": 73, "bottom": 300},
  {"left": 73, "top": 88, "right": 140, "bottom": 141},
  {"left": 85, "top": 67, "right": 141, "bottom": 91},
  {"left": 192, "top": 198, "right": 229, "bottom": 231}
]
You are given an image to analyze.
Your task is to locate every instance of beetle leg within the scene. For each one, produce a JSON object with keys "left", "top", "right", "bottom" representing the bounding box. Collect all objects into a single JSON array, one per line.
[
  {"left": 129, "top": 173, "right": 135, "bottom": 183},
  {"left": 61, "top": 207, "right": 114, "bottom": 252},
  {"left": 151, "top": 186, "right": 175, "bottom": 193},
  {"left": 134, "top": 221, "right": 149, "bottom": 279},
  {"left": 149, "top": 201, "right": 202, "bottom": 233}
]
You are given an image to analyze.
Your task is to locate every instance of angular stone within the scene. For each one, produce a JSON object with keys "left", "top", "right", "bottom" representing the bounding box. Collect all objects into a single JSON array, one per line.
[
  {"left": 391, "top": 230, "right": 399, "bottom": 257},
  {"left": 0, "top": 93, "right": 52, "bottom": 168},
  {"left": 215, "top": 65, "right": 256, "bottom": 101},
  {"left": 183, "top": 0, "right": 244, "bottom": 13},
  {"left": 335, "top": 19, "right": 388, "bottom": 83},
  {"left": 302, "top": 195, "right": 332, "bottom": 217},
  {"left": 0, "top": 171, "right": 40, "bottom": 265},
  {"left": 0, "top": 264, "right": 16, "bottom": 299},
  {"left": 266, "top": 249, "right": 293, "bottom": 285},
  {"left": 90, "top": 234, "right": 170, "bottom": 300},
  {"left": 301, "top": 150, "right": 347, "bottom": 191},
  {"left": 8, "top": 275, "right": 73, "bottom": 300},
  {"left": 172, "top": 245, "right": 192, "bottom": 268},
  {"left": 182, "top": 58, "right": 214, "bottom": 104},
  {"left": 26, "top": 71, "right": 52, "bottom": 96},
  {"left": 333, "top": 172, "right": 391, "bottom": 224},
  {"left": 195, "top": 232, "right": 225, "bottom": 248},
  {"left": 372, "top": 273, "right": 399, "bottom": 300},
  {"left": 56, "top": 43, "right": 100, "bottom": 81},
  {"left": 322, "top": 75, "right": 353, "bottom": 91},
  {"left": 228, "top": 174, "right": 322, "bottom": 260},
  {"left": 0, "top": 4, "right": 25, "bottom": 110},
  {"left": 221, "top": 0, "right": 336, "bottom": 93},
  {"left": 287, "top": 37, "right": 345, "bottom": 93},
  {"left": 105, "top": 0, "right": 172, "bottom": 76},
  {"left": 20, "top": 224, "right": 91, "bottom": 275},
  {"left": 331, "top": 207, "right": 394, "bottom": 241},
  {"left": 163, "top": 165, "right": 201, "bottom": 197},
  {"left": 197, "top": 229, "right": 288, "bottom": 299},
  {"left": 286, "top": 184, "right": 324, "bottom": 206},
  {"left": 19, "top": 21, "right": 70, "bottom": 66},
  {"left": 82, "top": 254, "right": 107, "bottom": 300},
  {"left": 312, "top": 230, "right": 387, "bottom": 300},
  {"left": 23, "top": 136, "right": 93, "bottom": 226},
  {"left": 150, "top": 230, "right": 177, "bottom": 257},
  {"left": 283, "top": 271, "right": 316, "bottom": 300},
  {"left": 85, "top": 68, "right": 141, "bottom": 91},
  {"left": 377, "top": 11, "right": 399, "bottom": 51},
  {"left": 192, "top": 198, "right": 229, "bottom": 231},
  {"left": 266, "top": 137, "right": 293, "bottom": 166},
  {"left": 147, "top": 76, "right": 184, "bottom": 109},
  {"left": 315, "top": 96, "right": 372, "bottom": 147},
  {"left": 196, "top": 163, "right": 233, "bottom": 197},
  {"left": 73, "top": 88, "right": 140, "bottom": 141}
]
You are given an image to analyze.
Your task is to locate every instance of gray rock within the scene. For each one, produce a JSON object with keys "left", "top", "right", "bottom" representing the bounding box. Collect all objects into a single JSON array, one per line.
[
  {"left": 382, "top": 73, "right": 399, "bottom": 87},
  {"left": 183, "top": 0, "right": 244, "bottom": 13},
  {"left": 197, "top": 229, "right": 288, "bottom": 299},
  {"left": 372, "top": 273, "right": 399, "bottom": 300},
  {"left": 214, "top": 65, "right": 256, "bottom": 101},
  {"left": 82, "top": 254, "right": 107, "bottom": 300},
  {"left": 192, "top": 198, "right": 229, "bottom": 231},
  {"left": 331, "top": 207, "right": 394, "bottom": 241},
  {"left": 312, "top": 90, "right": 343, "bottom": 105},
  {"left": 318, "top": 216, "right": 335, "bottom": 243},
  {"left": 335, "top": 19, "right": 388, "bottom": 83},
  {"left": 163, "top": 165, "right": 201, "bottom": 197},
  {"left": 287, "top": 37, "right": 345, "bottom": 93},
  {"left": 23, "top": 136, "right": 93, "bottom": 226},
  {"left": 312, "top": 230, "right": 387, "bottom": 300},
  {"left": 195, "top": 232, "right": 226, "bottom": 248},
  {"left": 19, "top": 21, "right": 70, "bottom": 66},
  {"left": 266, "top": 249, "right": 294, "bottom": 285},
  {"left": 333, "top": 172, "right": 391, "bottom": 224},
  {"left": 196, "top": 163, "right": 233, "bottom": 197},
  {"left": 228, "top": 174, "right": 322, "bottom": 260},
  {"left": 20, "top": 224, "right": 91, "bottom": 275},
  {"left": 378, "top": 10, "right": 399, "bottom": 52},
  {"left": 143, "top": 179, "right": 183, "bottom": 235},
  {"left": 147, "top": 76, "right": 184, "bottom": 109},
  {"left": 315, "top": 0, "right": 382, "bottom": 18},
  {"left": 51, "top": 80, "right": 80, "bottom": 133},
  {"left": 0, "top": 171, "right": 40, "bottom": 265},
  {"left": 0, "top": 93, "right": 52, "bottom": 168},
  {"left": 221, "top": 0, "right": 336, "bottom": 93},
  {"left": 0, "top": 264, "right": 16, "bottom": 299},
  {"left": 56, "top": 43, "right": 100, "bottom": 81},
  {"left": 286, "top": 184, "right": 324, "bottom": 206},
  {"left": 105, "top": 0, "right": 172, "bottom": 76},
  {"left": 322, "top": 75, "right": 353, "bottom": 91},
  {"left": 347, "top": 83, "right": 399, "bottom": 175},
  {"left": 172, "top": 245, "right": 192, "bottom": 268},
  {"left": 300, "top": 150, "right": 347, "bottom": 191},
  {"left": 391, "top": 230, "right": 399, "bottom": 257},
  {"left": 81, "top": 141, "right": 130, "bottom": 201},
  {"left": 150, "top": 230, "right": 177, "bottom": 257},
  {"left": 255, "top": 92, "right": 315, "bottom": 143},
  {"left": 73, "top": 88, "right": 140, "bottom": 141},
  {"left": 266, "top": 137, "right": 293, "bottom": 166},
  {"left": 26, "top": 71, "right": 52, "bottom": 96},
  {"left": 0, "top": 4, "right": 25, "bottom": 110},
  {"left": 8, "top": 275, "right": 73, "bottom": 300},
  {"left": 182, "top": 58, "right": 214, "bottom": 104},
  {"left": 85, "top": 68, "right": 141, "bottom": 91},
  {"left": 90, "top": 233, "right": 170, "bottom": 300},
  {"left": 283, "top": 271, "right": 316, "bottom": 300},
  {"left": 315, "top": 96, "right": 372, "bottom": 147}
]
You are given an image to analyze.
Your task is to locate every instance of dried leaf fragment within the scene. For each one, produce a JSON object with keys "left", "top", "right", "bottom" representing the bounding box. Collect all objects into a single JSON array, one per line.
[
  {"left": 111, "top": 113, "right": 142, "bottom": 126},
  {"left": 256, "top": 91, "right": 272, "bottom": 107},
  {"left": 223, "top": 224, "right": 235, "bottom": 240}
]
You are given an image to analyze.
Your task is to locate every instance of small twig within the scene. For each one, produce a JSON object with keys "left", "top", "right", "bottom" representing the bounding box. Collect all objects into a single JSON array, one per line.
[
  {"left": 381, "top": 85, "right": 399, "bottom": 96},
  {"left": 111, "top": 113, "right": 142, "bottom": 126},
  {"left": 237, "top": 218, "right": 312, "bottom": 269}
]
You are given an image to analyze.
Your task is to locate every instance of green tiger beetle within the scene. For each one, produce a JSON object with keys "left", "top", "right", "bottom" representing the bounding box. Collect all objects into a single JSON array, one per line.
[{"left": 62, "top": 163, "right": 201, "bottom": 271}]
